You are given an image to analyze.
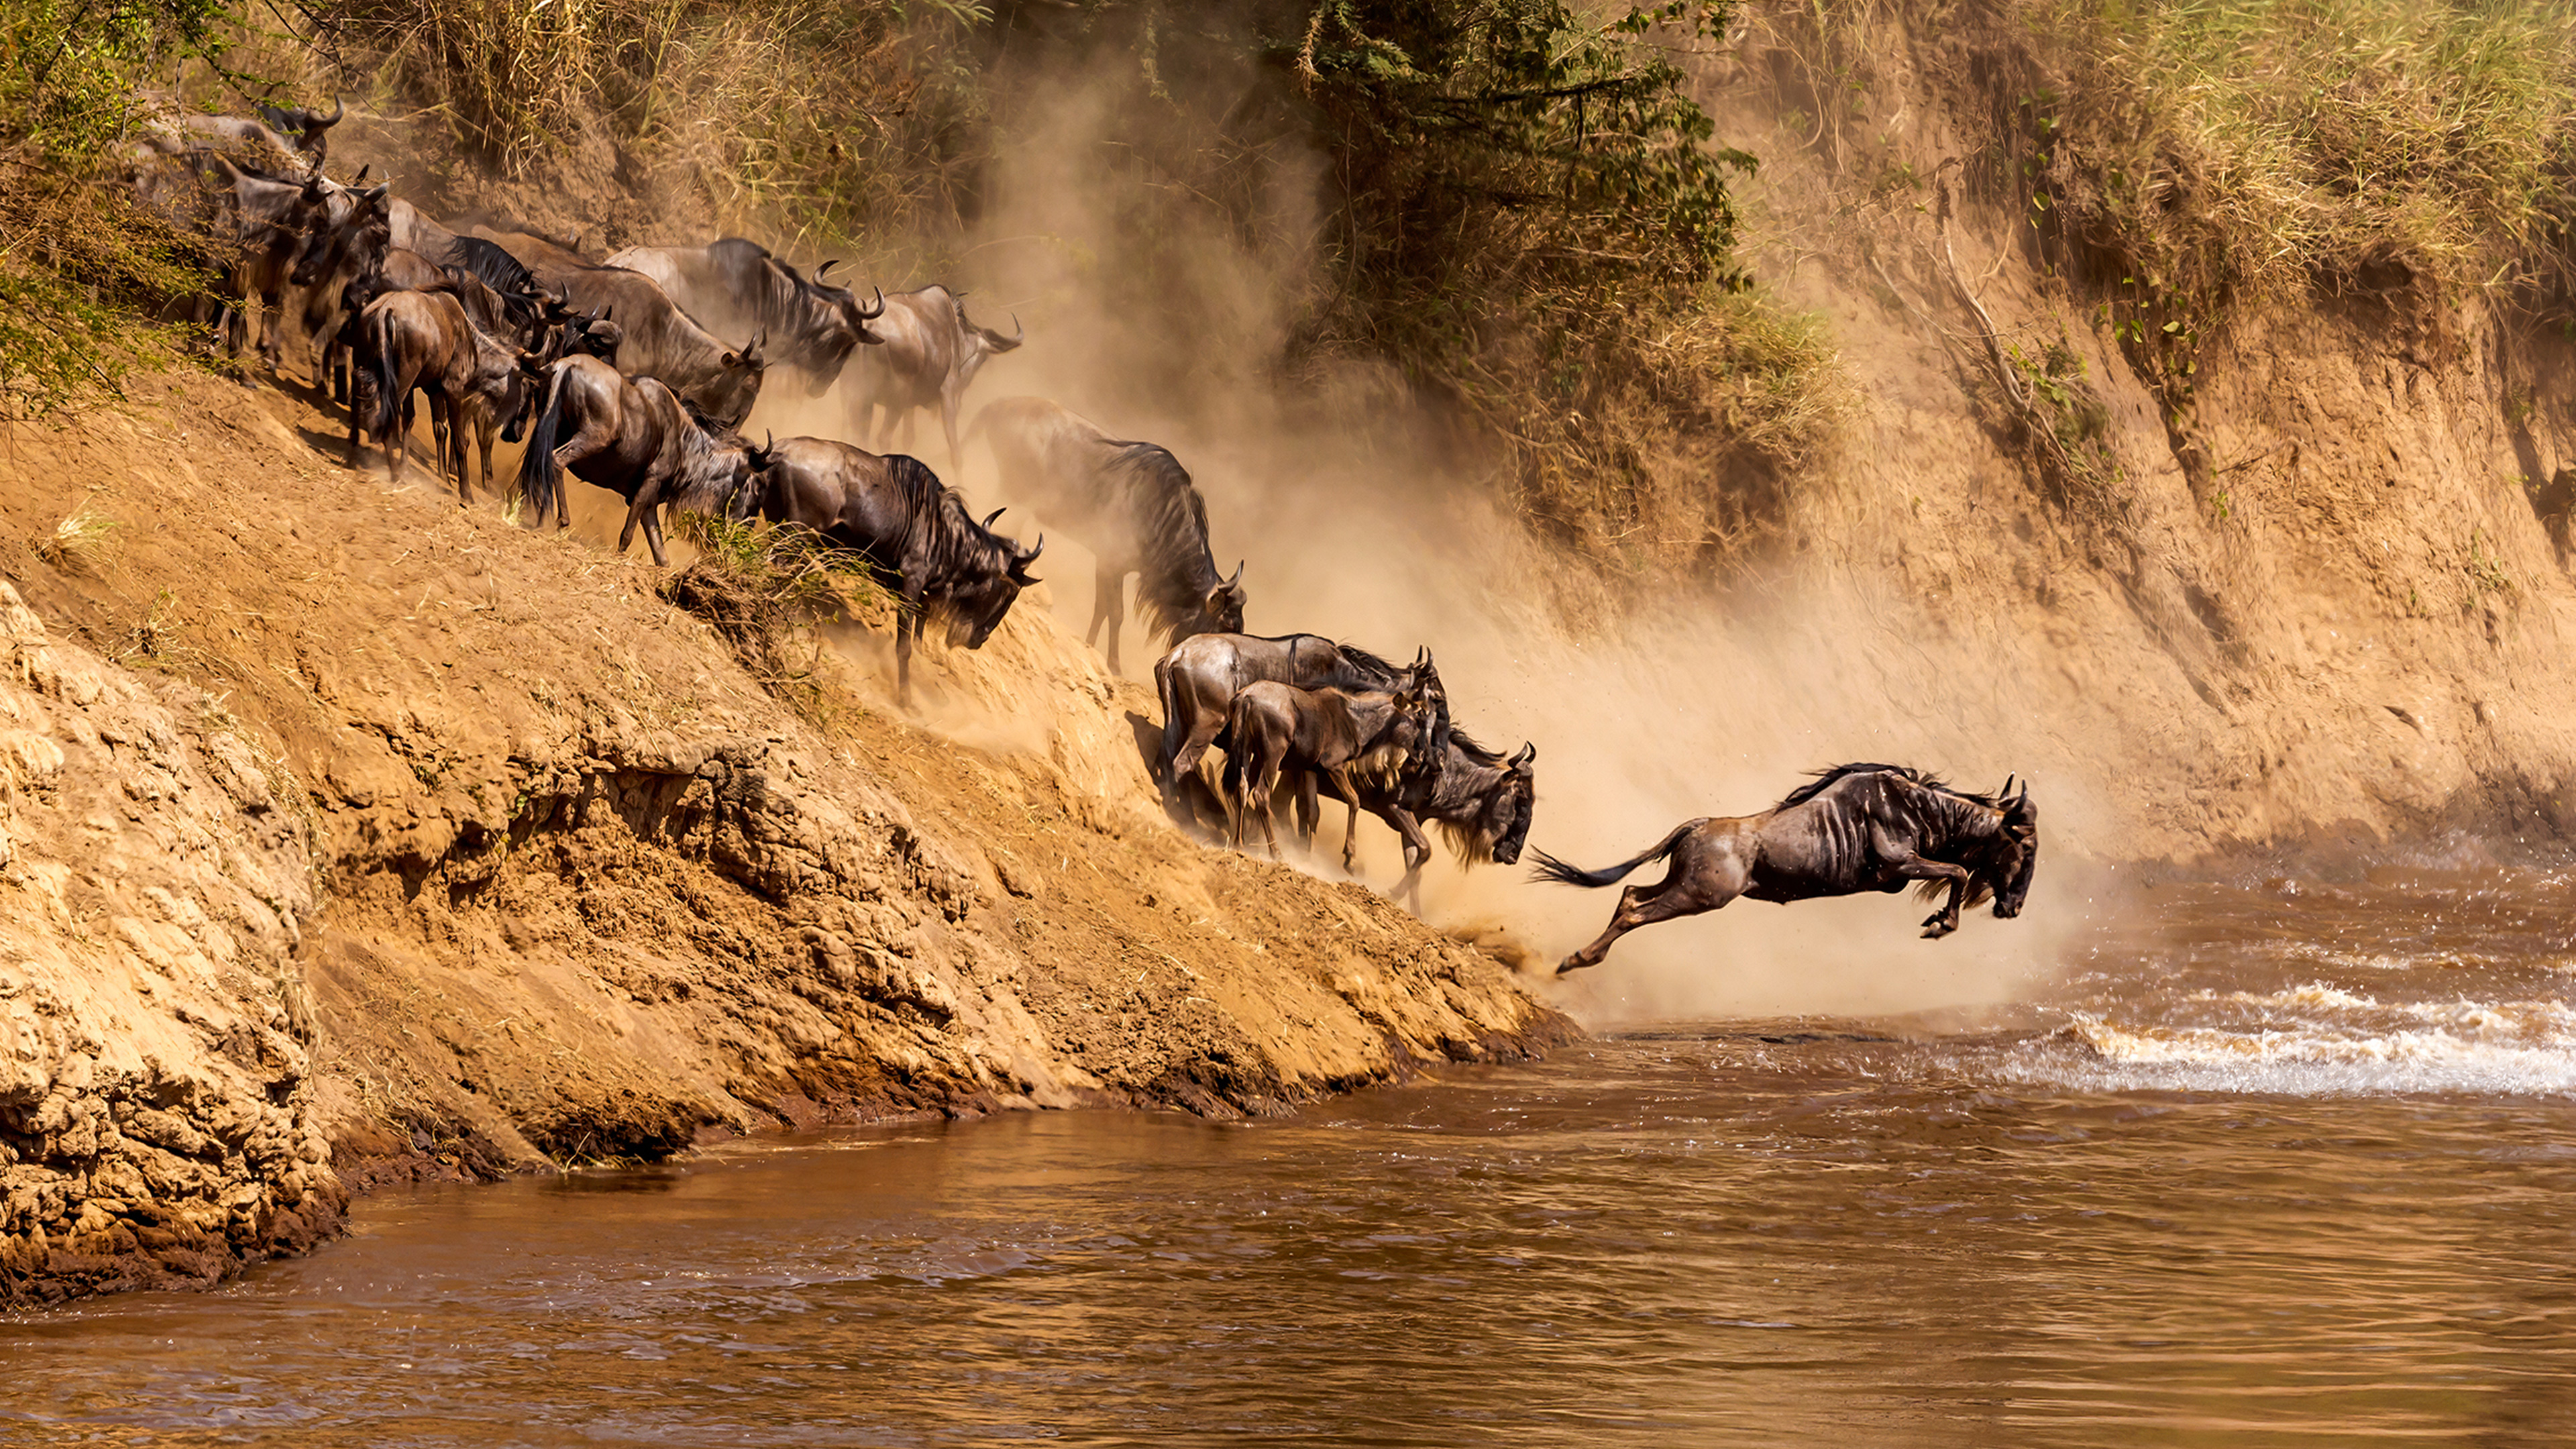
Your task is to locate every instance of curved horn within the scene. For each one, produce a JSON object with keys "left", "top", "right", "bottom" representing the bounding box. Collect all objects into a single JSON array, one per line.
[
  {"left": 991, "top": 312, "right": 1026, "bottom": 350},
  {"left": 858, "top": 285, "right": 885, "bottom": 320},
  {"left": 1510, "top": 743, "right": 1536, "bottom": 767},
  {"left": 1226, "top": 559, "right": 1245, "bottom": 590},
  {"left": 982, "top": 507, "right": 1006, "bottom": 531},
  {"left": 352, "top": 162, "right": 370, "bottom": 183},
  {"left": 1018, "top": 534, "right": 1045, "bottom": 565},
  {"left": 317, "top": 95, "right": 344, "bottom": 127},
  {"left": 814, "top": 258, "right": 840, "bottom": 281},
  {"left": 1999, "top": 774, "right": 2017, "bottom": 803}
]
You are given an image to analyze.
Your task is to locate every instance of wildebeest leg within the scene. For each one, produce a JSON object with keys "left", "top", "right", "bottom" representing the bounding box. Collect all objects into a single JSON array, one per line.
[
  {"left": 616, "top": 470, "right": 672, "bottom": 564},
  {"left": 1883, "top": 851, "right": 1976, "bottom": 938},
  {"left": 1557, "top": 833, "right": 1746, "bottom": 974},
  {"left": 386, "top": 389, "right": 416, "bottom": 484},
  {"left": 1293, "top": 771, "right": 1325, "bottom": 855},
  {"left": 1089, "top": 561, "right": 1125, "bottom": 673},
  {"left": 548, "top": 409, "right": 619, "bottom": 533},
  {"left": 893, "top": 582, "right": 927, "bottom": 706},
  {"left": 1387, "top": 806, "right": 1433, "bottom": 912},
  {"left": 428, "top": 392, "right": 454, "bottom": 487}
]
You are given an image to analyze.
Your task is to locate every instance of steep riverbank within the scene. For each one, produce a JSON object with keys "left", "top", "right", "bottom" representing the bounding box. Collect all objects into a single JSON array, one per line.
[{"left": 0, "top": 373, "right": 1571, "bottom": 1304}]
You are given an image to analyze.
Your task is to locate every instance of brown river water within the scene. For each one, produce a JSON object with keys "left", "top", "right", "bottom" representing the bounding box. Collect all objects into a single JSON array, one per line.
[{"left": 7, "top": 861, "right": 2576, "bottom": 1446}]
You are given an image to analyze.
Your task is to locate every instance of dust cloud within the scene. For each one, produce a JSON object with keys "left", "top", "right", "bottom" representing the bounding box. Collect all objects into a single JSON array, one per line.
[{"left": 723, "top": 52, "right": 2126, "bottom": 1024}]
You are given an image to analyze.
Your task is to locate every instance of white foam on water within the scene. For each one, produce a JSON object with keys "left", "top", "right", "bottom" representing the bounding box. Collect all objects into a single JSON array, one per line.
[{"left": 1998, "top": 999, "right": 2576, "bottom": 1097}]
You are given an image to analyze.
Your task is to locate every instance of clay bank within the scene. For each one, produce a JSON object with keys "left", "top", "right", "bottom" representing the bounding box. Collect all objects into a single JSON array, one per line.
[{"left": 0, "top": 376, "right": 1570, "bottom": 1305}]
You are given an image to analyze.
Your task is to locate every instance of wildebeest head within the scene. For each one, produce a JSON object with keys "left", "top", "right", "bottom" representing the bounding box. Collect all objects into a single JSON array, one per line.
[
  {"left": 256, "top": 95, "right": 344, "bottom": 159},
  {"left": 1202, "top": 559, "right": 1248, "bottom": 637},
  {"left": 1990, "top": 778, "right": 2039, "bottom": 918},
  {"left": 499, "top": 348, "right": 551, "bottom": 444},
  {"left": 1481, "top": 743, "right": 1538, "bottom": 865},
  {"left": 938, "top": 506, "right": 1042, "bottom": 651},
  {"left": 288, "top": 174, "right": 388, "bottom": 287},
  {"left": 804, "top": 273, "right": 887, "bottom": 394}
]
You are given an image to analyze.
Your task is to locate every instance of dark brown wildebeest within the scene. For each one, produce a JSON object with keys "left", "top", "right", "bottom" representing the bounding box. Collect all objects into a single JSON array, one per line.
[
  {"left": 602, "top": 238, "right": 884, "bottom": 394},
  {"left": 284, "top": 167, "right": 391, "bottom": 386},
  {"left": 1312, "top": 729, "right": 1536, "bottom": 912},
  {"left": 1152, "top": 632, "right": 1445, "bottom": 801},
  {"left": 1534, "top": 764, "right": 2040, "bottom": 974},
  {"left": 846, "top": 285, "right": 1022, "bottom": 466},
  {"left": 973, "top": 396, "right": 1244, "bottom": 673},
  {"left": 515, "top": 354, "right": 769, "bottom": 565},
  {"left": 354, "top": 289, "right": 543, "bottom": 498},
  {"left": 740, "top": 436, "right": 1042, "bottom": 706},
  {"left": 1220, "top": 682, "right": 1430, "bottom": 862}
]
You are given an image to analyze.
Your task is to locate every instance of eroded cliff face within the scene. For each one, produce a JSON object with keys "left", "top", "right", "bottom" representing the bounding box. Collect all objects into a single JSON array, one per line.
[
  {"left": 1678, "top": 10, "right": 2576, "bottom": 856},
  {"left": 0, "top": 376, "right": 1570, "bottom": 1303},
  {"left": 0, "top": 583, "right": 339, "bottom": 1301}
]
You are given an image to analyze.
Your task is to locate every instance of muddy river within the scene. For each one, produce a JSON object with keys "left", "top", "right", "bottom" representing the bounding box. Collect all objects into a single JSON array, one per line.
[{"left": 7, "top": 863, "right": 2575, "bottom": 1446}]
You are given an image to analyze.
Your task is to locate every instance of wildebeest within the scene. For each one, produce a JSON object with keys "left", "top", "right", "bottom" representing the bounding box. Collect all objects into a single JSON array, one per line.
[
  {"left": 136, "top": 152, "right": 330, "bottom": 378},
  {"left": 847, "top": 284, "right": 1022, "bottom": 466},
  {"left": 354, "top": 288, "right": 543, "bottom": 498},
  {"left": 974, "top": 396, "right": 1244, "bottom": 672},
  {"left": 284, "top": 167, "right": 391, "bottom": 386},
  {"left": 602, "top": 238, "right": 884, "bottom": 394},
  {"left": 252, "top": 95, "right": 345, "bottom": 166},
  {"left": 1152, "top": 632, "right": 1446, "bottom": 800},
  {"left": 741, "top": 435, "right": 1042, "bottom": 704},
  {"left": 515, "top": 354, "right": 769, "bottom": 565},
  {"left": 1534, "top": 765, "right": 2040, "bottom": 974},
  {"left": 388, "top": 199, "right": 458, "bottom": 261},
  {"left": 1221, "top": 682, "right": 1430, "bottom": 862},
  {"left": 524, "top": 264, "right": 769, "bottom": 429},
  {"left": 1315, "top": 730, "right": 1536, "bottom": 912}
]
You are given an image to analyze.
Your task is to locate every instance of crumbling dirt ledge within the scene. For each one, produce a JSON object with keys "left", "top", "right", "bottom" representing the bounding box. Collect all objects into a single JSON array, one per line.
[{"left": 0, "top": 374, "right": 1574, "bottom": 1305}]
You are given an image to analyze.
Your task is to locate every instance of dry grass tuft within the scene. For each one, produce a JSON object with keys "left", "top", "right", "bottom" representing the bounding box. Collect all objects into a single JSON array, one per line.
[
  {"left": 34, "top": 504, "right": 122, "bottom": 574},
  {"left": 657, "top": 514, "right": 876, "bottom": 725}
]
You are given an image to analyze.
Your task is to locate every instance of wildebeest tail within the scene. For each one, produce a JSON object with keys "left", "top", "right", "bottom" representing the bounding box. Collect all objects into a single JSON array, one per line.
[
  {"left": 363, "top": 307, "right": 402, "bottom": 442},
  {"left": 1527, "top": 822, "right": 1695, "bottom": 889},
  {"left": 515, "top": 362, "right": 568, "bottom": 527}
]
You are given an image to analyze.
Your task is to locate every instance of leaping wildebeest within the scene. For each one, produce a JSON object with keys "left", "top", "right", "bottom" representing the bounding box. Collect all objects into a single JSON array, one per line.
[
  {"left": 602, "top": 238, "right": 885, "bottom": 394},
  {"left": 1221, "top": 682, "right": 1432, "bottom": 863},
  {"left": 848, "top": 285, "right": 1022, "bottom": 466},
  {"left": 1534, "top": 765, "right": 2039, "bottom": 974},
  {"left": 515, "top": 354, "right": 771, "bottom": 564},
  {"left": 740, "top": 436, "right": 1042, "bottom": 706},
  {"left": 974, "top": 396, "right": 1245, "bottom": 672}
]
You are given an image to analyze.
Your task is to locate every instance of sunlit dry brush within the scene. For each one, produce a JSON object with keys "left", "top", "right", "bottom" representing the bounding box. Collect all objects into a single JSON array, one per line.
[
  {"left": 32, "top": 504, "right": 121, "bottom": 575},
  {"left": 322, "top": 0, "right": 984, "bottom": 250},
  {"left": 658, "top": 513, "right": 879, "bottom": 724}
]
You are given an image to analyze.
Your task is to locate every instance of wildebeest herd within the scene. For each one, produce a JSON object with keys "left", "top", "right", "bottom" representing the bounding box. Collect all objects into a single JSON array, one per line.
[{"left": 116, "top": 97, "right": 2042, "bottom": 975}]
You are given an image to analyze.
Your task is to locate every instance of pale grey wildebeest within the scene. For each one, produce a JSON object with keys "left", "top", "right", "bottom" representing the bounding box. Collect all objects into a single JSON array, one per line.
[
  {"left": 1153, "top": 633, "right": 1444, "bottom": 801},
  {"left": 602, "top": 238, "right": 885, "bottom": 394},
  {"left": 1533, "top": 765, "right": 2039, "bottom": 974},
  {"left": 849, "top": 285, "right": 1023, "bottom": 466},
  {"left": 739, "top": 436, "right": 1042, "bottom": 706},
  {"left": 973, "top": 396, "right": 1246, "bottom": 673},
  {"left": 1221, "top": 682, "right": 1430, "bottom": 863}
]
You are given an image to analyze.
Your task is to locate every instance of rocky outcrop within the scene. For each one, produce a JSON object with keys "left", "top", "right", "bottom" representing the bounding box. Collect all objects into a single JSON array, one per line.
[{"left": 0, "top": 583, "right": 339, "bottom": 1304}]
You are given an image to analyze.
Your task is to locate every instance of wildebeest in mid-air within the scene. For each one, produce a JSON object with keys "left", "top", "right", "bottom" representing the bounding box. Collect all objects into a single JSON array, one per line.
[
  {"left": 739, "top": 436, "right": 1042, "bottom": 705},
  {"left": 975, "top": 396, "right": 1246, "bottom": 674},
  {"left": 849, "top": 285, "right": 1023, "bottom": 466},
  {"left": 515, "top": 354, "right": 773, "bottom": 564},
  {"left": 1221, "top": 681, "right": 1432, "bottom": 863},
  {"left": 1534, "top": 764, "right": 2038, "bottom": 974}
]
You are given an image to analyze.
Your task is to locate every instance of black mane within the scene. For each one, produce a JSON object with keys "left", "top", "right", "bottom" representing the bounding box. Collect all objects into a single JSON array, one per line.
[
  {"left": 1778, "top": 762, "right": 1993, "bottom": 812},
  {"left": 442, "top": 235, "right": 537, "bottom": 299},
  {"left": 1446, "top": 725, "right": 1506, "bottom": 767},
  {"left": 1104, "top": 442, "right": 1228, "bottom": 640}
]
